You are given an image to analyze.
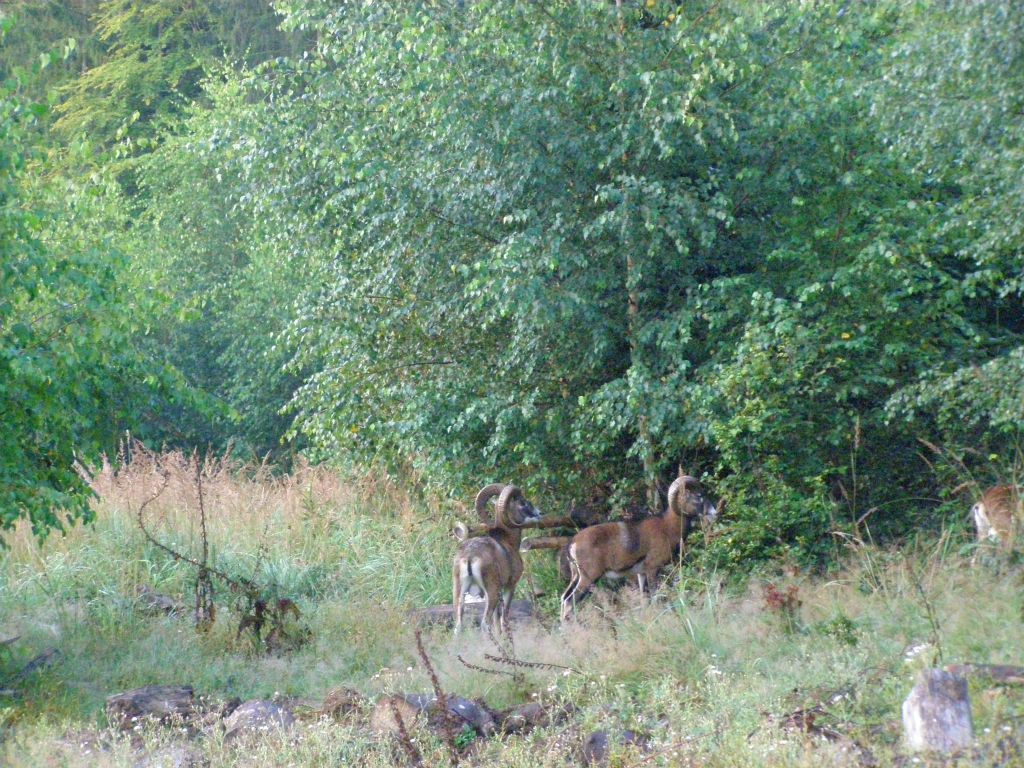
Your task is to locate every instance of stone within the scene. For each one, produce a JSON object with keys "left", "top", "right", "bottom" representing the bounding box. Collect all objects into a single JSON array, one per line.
[
  {"left": 902, "top": 668, "right": 973, "bottom": 753},
  {"left": 320, "top": 687, "right": 365, "bottom": 720},
  {"left": 442, "top": 695, "right": 496, "bottom": 737},
  {"left": 222, "top": 700, "right": 295, "bottom": 742},
  {"left": 106, "top": 686, "right": 197, "bottom": 729},
  {"left": 370, "top": 693, "right": 496, "bottom": 739},
  {"left": 497, "top": 701, "right": 572, "bottom": 734},
  {"left": 370, "top": 695, "right": 422, "bottom": 737},
  {"left": 136, "top": 586, "right": 183, "bottom": 616},
  {"left": 581, "top": 729, "right": 650, "bottom": 766}
]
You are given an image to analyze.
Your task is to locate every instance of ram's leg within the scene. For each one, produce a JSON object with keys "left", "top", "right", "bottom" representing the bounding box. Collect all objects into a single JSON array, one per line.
[
  {"left": 482, "top": 590, "right": 498, "bottom": 635},
  {"left": 500, "top": 587, "right": 515, "bottom": 635},
  {"left": 560, "top": 560, "right": 581, "bottom": 622},
  {"left": 453, "top": 564, "right": 464, "bottom": 634},
  {"left": 562, "top": 574, "right": 595, "bottom": 623},
  {"left": 640, "top": 564, "right": 661, "bottom": 604}
]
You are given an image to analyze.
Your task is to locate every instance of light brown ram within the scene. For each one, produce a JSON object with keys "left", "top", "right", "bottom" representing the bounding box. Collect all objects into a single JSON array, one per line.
[
  {"left": 971, "top": 484, "right": 1021, "bottom": 564},
  {"left": 560, "top": 474, "right": 716, "bottom": 621},
  {"left": 453, "top": 484, "right": 541, "bottom": 634}
]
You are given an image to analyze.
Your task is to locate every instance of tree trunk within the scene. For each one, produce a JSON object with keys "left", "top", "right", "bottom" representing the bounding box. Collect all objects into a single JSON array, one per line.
[{"left": 617, "top": 0, "right": 658, "bottom": 509}]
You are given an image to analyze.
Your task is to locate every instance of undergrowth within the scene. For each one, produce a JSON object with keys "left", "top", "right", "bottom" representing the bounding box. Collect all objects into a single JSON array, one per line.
[{"left": 0, "top": 455, "right": 1021, "bottom": 766}]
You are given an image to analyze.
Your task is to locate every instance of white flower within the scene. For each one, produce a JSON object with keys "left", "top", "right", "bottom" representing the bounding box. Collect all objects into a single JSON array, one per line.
[{"left": 903, "top": 643, "right": 931, "bottom": 662}]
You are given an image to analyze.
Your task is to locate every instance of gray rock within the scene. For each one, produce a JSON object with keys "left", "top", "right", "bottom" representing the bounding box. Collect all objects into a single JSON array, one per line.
[
  {"left": 136, "top": 586, "right": 183, "bottom": 616},
  {"left": 497, "top": 701, "right": 572, "bottom": 734},
  {"left": 370, "top": 693, "right": 495, "bottom": 738},
  {"left": 444, "top": 695, "right": 496, "bottom": 737},
  {"left": 902, "top": 668, "right": 973, "bottom": 753},
  {"left": 106, "top": 686, "right": 197, "bottom": 729},
  {"left": 222, "top": 699, "right": 295, "bottom": 742}
]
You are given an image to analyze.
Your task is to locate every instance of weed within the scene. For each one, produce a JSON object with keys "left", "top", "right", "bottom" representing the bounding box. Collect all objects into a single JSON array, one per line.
[{"left": 762, "top": 582, "right": 803, "bottom": 634}]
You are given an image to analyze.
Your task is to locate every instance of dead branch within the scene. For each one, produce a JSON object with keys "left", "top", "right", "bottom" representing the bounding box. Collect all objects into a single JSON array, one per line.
[
  {"left": 454, "top": 515, "right": 578, "bottom": 541},
  {"left": 388, "top": 696, "right": 424, "bottom": 767},
  {"left": 946, "top": 663, "right": 1024, "bottom": 685},
  {"left": 521, "top": 535, "right": 572, "bottom": 552}
]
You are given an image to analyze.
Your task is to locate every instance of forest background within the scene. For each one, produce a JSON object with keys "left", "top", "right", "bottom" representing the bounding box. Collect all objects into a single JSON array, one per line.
[{"left": 2, "top": 0, "right": 1022, "bottom": 567}]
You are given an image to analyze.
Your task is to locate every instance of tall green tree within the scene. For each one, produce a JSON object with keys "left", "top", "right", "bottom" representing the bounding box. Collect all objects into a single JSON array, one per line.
[
  {"left": 52, "top": 0, "right": 300, "bottom": 146},
  {"left": 42, "top": 0, "right": 1018, "bottom": 563},
  {"left": 0, "top": 30, "right": 184, "bottom": 535},
  {"left": 0, "top": 1, "right": 104, "bottom": 105},
  {"left": 882, "top": 0, "right": 1024, "bottom": 461}
]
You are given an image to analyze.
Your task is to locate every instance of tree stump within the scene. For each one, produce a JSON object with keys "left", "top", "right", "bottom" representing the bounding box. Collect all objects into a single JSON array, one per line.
[{"left": 902, "top": 668, "right": 973, "bottom": 753}]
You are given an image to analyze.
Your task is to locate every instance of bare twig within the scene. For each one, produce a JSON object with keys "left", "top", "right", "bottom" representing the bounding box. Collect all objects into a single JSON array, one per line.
[
  {"left": 388, "top": 697, "right": 424, "bottom": 768},
  {"left": 134, "top": 448, "right": 258, "bottom": 600},
  {"left": 456, "top": 654, "right": 519, "bottom": 679},
  {"left": 906, "top": 556, "right": 944, "bottom": 665},
  {"left": 414, "top": 629, "right": 459, "bottom": 766},
  {"left": 483, "top": 654, "right": 580, "bottom": 675}
]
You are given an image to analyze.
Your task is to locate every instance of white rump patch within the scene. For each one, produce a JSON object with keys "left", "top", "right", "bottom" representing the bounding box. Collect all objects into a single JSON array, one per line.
[{"left": 972, "top": 503, "right": 998, "bottom": 541}]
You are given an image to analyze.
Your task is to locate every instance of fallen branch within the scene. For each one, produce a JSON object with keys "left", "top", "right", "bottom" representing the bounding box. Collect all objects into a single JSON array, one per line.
[
  {"left": 456, "top": 654, "right": 519, "bottom": 679},
  {"left": 946, "top": 663, "right": 1024, "bottom": 685},
  {"left": 454, "top": 515, "right": 577, "bottom": 541},
  {"left": 483, "top": 654, "right": 579, "bottom": 675},
  {"left": 521, "top": 535, "right": 571, "bottom": 552},
  {"left": 13, "top": 648, "right": 62, "bottom": 681}
]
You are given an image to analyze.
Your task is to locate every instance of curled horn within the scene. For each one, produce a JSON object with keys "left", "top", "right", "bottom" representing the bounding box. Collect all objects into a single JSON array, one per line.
[
  {"left": 495, "top": 485, "right": 525, "bottom": 527},
  {"left": 474, "top": 483, "right": 507, "bottom": 524},
  {"left": 667, "top": 475, "right": 701, "bottom": 516},
  {"left": 667, "top": 477, "right": 685, "bottom": 516}
]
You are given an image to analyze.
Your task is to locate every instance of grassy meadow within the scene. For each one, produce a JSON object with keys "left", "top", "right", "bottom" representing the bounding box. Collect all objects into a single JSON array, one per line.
[{"left": 1, "top": 454, "right": 1022, "bottom": 766}]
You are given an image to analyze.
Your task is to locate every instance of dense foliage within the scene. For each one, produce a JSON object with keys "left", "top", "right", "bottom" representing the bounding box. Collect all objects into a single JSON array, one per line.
[
  {"left": 1, "top": 0, "right": 1021, "bottom": 561},
  {"left": 0, "top": 19, "right": 161, "bottom": 534}
]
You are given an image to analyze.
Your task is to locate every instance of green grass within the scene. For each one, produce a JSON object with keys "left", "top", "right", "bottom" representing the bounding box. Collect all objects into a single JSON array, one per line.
[{"left": 1, "top": 454, "right": 1022, "bottom": 766}]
